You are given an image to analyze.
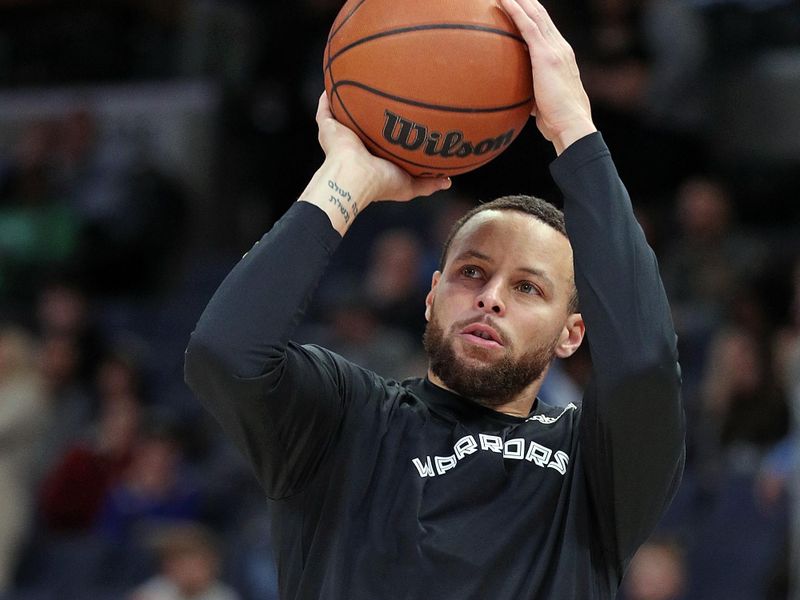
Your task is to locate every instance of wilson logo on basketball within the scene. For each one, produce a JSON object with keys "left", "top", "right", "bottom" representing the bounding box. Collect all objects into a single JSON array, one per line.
[{"left": 382, "top": 110, "right": 515, "bottom": 158}]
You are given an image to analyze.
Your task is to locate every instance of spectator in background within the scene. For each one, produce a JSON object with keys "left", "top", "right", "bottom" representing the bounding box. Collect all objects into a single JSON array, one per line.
[
  {"left": 34, "top": 279, "right": 104, "bottom": 469},
  {"left": 662, "top": 177, "right": 750, "bottom": 316},
  {"left": 696, "top": 326, "right": 789, "bottom": 482},
  {"left": 565, "top": 0, "right": 660, "bottom": 196},
  {"left": 660, "top": 176, "right": 766, "bottom": 390},
  {"left": 0, "top": 120, "right": 80, "bottom": 308},
  {"left": 36, "top": 278, "right": 105, "bottom": 384},
  {"left": 94, "top": 346, "right": 146, "bottom": 406},
  {"left": 300, "top": 226, "right": 432, "bottom": 379},
  {"left": 363, "top": 228, "right": 429, "bottom": 339},
  {"left": 299, "top": 284, "right": 425, "bottom": 381},
  {"left": 0, "top": 325, "right": 50, "bottom": 593},
  {"left": 130, "top": 522, "right": 240, "bottom": 600},
  {"left": 564, "top": 0, "right": 712, "bottom": 195},
  {"left": 38, "top": 391, "right": 141, "bottom": 533},
  {"left": 36, "top": 332, "right": 94, "bottom": 475},
  {"left": 97, "top": 417, "right": 202, "bottom": 543},
  {"left": 641, "top": 0, "right": 709, "bottom": 138},
  {"left": 53, "top": 108, "right": 186, "bottom": 297},
  {"left": 578, "top": 0, "right": 650, "bottom": 115}
]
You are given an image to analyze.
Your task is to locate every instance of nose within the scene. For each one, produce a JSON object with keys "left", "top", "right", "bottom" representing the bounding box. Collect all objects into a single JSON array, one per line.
[{"left": 475, "top": 280, "right": 505, "bottom": 315}]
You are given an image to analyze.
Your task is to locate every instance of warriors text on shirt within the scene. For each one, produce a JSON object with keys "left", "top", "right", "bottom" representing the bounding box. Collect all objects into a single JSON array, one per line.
[{"left": 412, "top": 433, "right": 570, "bottom": 478}]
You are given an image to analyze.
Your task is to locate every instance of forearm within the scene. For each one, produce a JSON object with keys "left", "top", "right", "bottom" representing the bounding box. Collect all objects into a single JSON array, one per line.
[
  {"left": 298, "top": 157, "right": 377, "bottom": 236},
  {"left": 551, "top": 133, "right": 677, "bottom": 380}
]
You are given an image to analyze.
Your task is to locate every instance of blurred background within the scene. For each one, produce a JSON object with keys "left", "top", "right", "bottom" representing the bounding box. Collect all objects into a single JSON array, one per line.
[{"left": 0, "top": 0, "right": 798, "bottom": 599}]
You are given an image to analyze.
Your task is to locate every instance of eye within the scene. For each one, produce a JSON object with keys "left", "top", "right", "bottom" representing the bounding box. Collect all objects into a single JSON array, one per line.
[
  {"left": 516, "top": 281, "right": 540, "bottom": 295},
  {"left": 460, "top": 265, "right": 481, "bottom": 278}
]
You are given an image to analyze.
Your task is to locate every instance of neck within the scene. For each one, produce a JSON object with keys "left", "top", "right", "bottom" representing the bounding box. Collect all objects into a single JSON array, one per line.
[{"left": 426, "top": 367, "right": 548, "bottom": 418}]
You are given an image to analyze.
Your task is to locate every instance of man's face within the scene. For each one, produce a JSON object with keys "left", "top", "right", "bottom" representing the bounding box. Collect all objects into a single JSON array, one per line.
[{"left": 423, "top": 210, "right": 582, "bottom": 407}]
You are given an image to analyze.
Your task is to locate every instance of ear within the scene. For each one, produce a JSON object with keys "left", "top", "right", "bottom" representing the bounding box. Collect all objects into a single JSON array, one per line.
[
  {"left": 555, "top": 313, "right": 585, "bottom": 359},
  {"left": 424, "top": 271, "right": 441, "bottom": 322}
]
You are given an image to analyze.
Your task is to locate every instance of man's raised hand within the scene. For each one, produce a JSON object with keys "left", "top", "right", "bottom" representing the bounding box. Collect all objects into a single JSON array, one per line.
[
  {"left": 500, "top": 0, "right": 597, "bottom": 154},
  {"left": 314, "top": 92, "right": 451, "bottom": 205}
]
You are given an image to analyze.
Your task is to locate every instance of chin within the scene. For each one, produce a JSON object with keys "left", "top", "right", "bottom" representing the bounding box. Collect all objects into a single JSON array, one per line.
[
  {"left": 455, "top": 339, "right": 504, "bottom": 361},
  {"left": 455, "top": 352, "right": 507, "bottom": 378}
]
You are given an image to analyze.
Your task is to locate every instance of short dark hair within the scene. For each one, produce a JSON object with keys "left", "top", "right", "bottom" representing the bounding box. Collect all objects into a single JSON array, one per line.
[{"left": 438, "top": 195, "right": 579, "bottom": 313}]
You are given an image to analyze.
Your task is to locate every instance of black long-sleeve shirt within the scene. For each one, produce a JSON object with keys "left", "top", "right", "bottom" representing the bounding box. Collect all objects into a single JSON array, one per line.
[{"left": 185, "top": 133, "right": 685, "bottom": 600}]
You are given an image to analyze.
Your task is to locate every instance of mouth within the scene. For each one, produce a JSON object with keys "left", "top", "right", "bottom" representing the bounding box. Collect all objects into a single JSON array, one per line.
[{"left": 460, "top": 323, "right": 504, "bottom": 349}]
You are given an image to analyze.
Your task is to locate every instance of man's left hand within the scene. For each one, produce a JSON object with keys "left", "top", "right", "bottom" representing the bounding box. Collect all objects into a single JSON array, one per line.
[{"left": 500, "top": 0, "right": 597, "bottom": 154}]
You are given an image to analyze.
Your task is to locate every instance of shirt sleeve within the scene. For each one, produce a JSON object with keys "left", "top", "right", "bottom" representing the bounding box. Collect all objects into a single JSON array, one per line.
[
  {"left": 184, "top": 201, "right": 361, "bottom": 499},
  {"left": 549, "top": 133, "right": 686, "bottom": 570}
]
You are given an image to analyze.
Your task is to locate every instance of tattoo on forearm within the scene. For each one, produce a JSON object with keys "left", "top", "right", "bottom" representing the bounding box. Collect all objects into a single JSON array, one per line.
[
  {"left": 327, "top": 179, "right": 359, "bottom": 223},
  {"left": 328, "top": 193, "right": 351, "bottom": 223}
]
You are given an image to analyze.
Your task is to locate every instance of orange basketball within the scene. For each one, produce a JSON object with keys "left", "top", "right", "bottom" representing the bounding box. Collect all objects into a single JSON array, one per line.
[{"left": 323, "top": 0, "right": 534, "bottom": 177}]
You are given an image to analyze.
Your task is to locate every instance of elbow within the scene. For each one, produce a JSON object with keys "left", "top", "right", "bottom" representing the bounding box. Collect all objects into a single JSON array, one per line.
[
  {"left": 183, "top": 332, "right": 252, "bottom": 409},
  {"left": 183, "top": 328, "right": 245, "bottom": 394},
  {"left": 602, "top": 342, "right": 680, "bottom": 397},
  {"left": 608, "top": 355, "right": 685, "bottom": 445},
  {"left": 625, "top": 328, "right": 681, "bottom": 390},
  {"left": 184, "top": 328, "right": 288, "bottom": 395},
  {"left": 625, "top": 350, "right": 683, "bottom": 417}
]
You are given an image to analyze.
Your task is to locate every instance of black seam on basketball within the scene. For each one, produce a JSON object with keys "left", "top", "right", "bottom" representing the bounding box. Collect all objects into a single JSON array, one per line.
[
  {"left": 332, "top": 80, "right": 532, "bottom": 114},
  {"left": 324, "top": 40, "right": 334, "bottom": 75},
  {"left": 326, "top": 23, "right": 526, "bottom": 71},
  {"left": 325, "top": 39, "right": 334, "bottom": 80},
  {"left": 325, "top": 56, "right": 334, "bottom": 91},
  {"left": 328, "top": 0, "right": 370, "bottom": 45},
  {"left": 328, "top": 20, "right": 341, "bottom": 120},
  {"left": 330, "top": 49, "right": 346, "bottom": 124},
  {"left": 331, "top": 93, "right": 498, "bottom": 173},
  {"left": 332, "top": 87, "right": 346, "bottom": 125}
]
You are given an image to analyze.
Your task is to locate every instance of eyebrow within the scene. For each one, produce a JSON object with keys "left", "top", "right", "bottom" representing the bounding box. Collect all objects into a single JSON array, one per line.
[{"left": 453, "top": 249, "right": 556, "bottom": 290}]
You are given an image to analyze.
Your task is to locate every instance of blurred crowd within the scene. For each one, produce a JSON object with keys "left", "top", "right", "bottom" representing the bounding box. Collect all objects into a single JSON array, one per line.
[{"left": 0, "top": 0, "right": 799, "bottom": 599}]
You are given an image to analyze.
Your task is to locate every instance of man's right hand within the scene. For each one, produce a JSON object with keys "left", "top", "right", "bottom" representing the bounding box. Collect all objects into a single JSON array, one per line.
[
  {"left": 500, "top": 0, "right": 597, "bottom": 155},
  {"left": 299, "top": 92, "right": 451, "bottom": 236}
]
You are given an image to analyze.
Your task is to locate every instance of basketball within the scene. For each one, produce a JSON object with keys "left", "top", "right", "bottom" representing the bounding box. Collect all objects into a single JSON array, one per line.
[{"left": 323, "top": 0, "right": 534, "bottom": 177}]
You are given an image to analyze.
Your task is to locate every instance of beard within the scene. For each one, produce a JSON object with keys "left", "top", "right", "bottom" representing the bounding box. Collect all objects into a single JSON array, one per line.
[{"left": 422, "top": 313, "right": 558, "bottom": 409}]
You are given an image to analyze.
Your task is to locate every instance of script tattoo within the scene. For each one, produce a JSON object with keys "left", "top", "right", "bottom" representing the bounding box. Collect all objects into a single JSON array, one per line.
[{"left": 327, "top": 179, "right": 359, "bottom": 224}]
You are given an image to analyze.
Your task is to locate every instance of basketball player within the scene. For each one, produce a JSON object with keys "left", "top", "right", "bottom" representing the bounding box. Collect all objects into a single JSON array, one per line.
[{"left": 185, "top": 0, "right": 685, "bottom": 598}]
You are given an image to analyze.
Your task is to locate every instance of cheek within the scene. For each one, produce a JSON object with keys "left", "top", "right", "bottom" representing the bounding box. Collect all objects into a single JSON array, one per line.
[
  {"left": 519, "top": 313, "right": 564, "bottom": 348},
  {"left": 427, "top": 293, "right": 450, "bottom": 326}
]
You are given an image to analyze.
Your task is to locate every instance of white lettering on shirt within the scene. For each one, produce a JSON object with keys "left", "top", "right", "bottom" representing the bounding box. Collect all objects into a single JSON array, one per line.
[
  {"left": 435, "top": 455, "right": 458, "bottom": 475},
  {"left": 547, "top": 450, "right": 570, "bottom": 475},
  {"left": 412, "top": 456, "right": 436, "bottom": 477},
  {"left": 526, "top": 403, "right": 577, "bottom": 424},
  {"left": 479, "top": 434, "right": 504, "bottom": 453},
  {"left": 503, "top": 438, "right": 526, "bottom": 460},
  {"left": 412, "top": 435, "right": 570, "bottom": 478},
  {"left": 525, "top": 442, "right": 552, "bottom": 467},
  {"left": 454, "top": 435, "right": 478, "bottom": 459}
]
